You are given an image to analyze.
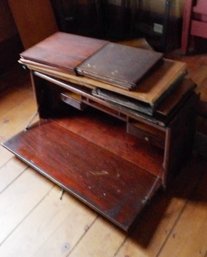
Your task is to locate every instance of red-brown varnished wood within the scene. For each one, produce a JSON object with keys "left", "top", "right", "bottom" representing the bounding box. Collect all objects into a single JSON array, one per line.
[
  {"left": 191, "top": 20, "right": 207, "bottom": 38},
  {"left": 193, "top": 0, "right": 207, "bottom": 15},
  {"left": 156, "top": 79, "right": 196, "bottom": 117},
  {"left": 76, "top": 43, "right": 163, "bottom": 90},
  {"left": 20, "top": 32, "right": 107, "bottom": 74},
  {"left": 3, "top": 119, "right": 161, "bottom": 231},
  {"left": 54, "top": 109, "right": 164, "bottom": 177},
  {"left": 181, "top": 0, "right": 207, "bottom": 53},
  {"left": 181, "top": 0, "right": 193, "bottom": 54}
]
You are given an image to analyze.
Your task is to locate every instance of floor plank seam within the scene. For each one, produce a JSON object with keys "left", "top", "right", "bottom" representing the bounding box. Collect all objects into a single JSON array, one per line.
[
  {"left": 113, "top": 235, "right": 128, "bottom": 257},
  {"left": 0, "top": 155, "right": 13, "bottom": 170},
  {"left": 155, "top": 166, "right": 205, "bottom": 257},
  {"left": 0, "top": 166, "right": 27, "bottom": 194},
  {"left": 154, "top": 199, "right": 189, "bottom": 257},
  {"left": 0, "top": 184, "right": 55, "bottom": 247},
  {"left": 66, "top": 215, "right": 99, "bottom": 257}
]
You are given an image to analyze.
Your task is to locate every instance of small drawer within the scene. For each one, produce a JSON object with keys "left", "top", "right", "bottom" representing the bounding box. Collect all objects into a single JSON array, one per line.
[
  {"left": 127, "top": 121, "right": 165, "bottom": 149},
  {"left": 60, "top": 92, "right": 86, "bottom": 111}
]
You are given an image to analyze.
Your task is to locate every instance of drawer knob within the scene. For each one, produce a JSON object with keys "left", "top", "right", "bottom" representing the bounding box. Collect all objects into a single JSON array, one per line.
[{"left": 144, "top": 136, "right": 149, "bottom": 142}]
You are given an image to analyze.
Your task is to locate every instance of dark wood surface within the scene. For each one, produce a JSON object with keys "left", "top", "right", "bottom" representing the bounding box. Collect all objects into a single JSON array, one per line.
[
  {"left": 8, "top": 0, "right": 58, "bottom": 49},
  {"left": 163, "top": 92, "right": 198, "bottom": 183},
  {"left": 76, "top": 43, "right": 163, "bottom": 90},
  {"left": 54, "top": 109, "right": 164, "bottom": 177},
  {"left": 156, "top": 78, "right": 196, "bottom": 117},
  {"left": 19, "top": 57, "right": 187, "bottom": 106},
  {"left": 126, "top": 121, "right": 165, "bottom": 149},
  {"left": 21, "top": 32, "right": 107, "bottom": 74},
  {"left": 3, "top": 119, "right": 161, "bottom": 231}
]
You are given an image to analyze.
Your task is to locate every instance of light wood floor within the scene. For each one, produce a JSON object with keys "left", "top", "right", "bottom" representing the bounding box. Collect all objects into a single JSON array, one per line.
[{"left": 0, "top": 60, "right": 207, "bottom": 257}]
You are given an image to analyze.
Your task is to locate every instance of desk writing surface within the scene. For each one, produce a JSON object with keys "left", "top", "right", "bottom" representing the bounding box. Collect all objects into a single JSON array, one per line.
[{"left": 3, "top": 118, "right": 161, "bottom": 231}]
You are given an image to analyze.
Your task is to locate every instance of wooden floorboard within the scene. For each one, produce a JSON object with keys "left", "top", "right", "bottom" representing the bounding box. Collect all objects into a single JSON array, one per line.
[
  {"left": 0, "top": 157, "right": 26, "bottom": 193},
  {"left": 158, "top": 160, "right": 207, "bottom": 257},
  {"left": 0, "top": 146, "right": 13, "bottom": 167},
  {"left": 0, "top": 96, "right": 36, "bottom": 142},
  {"left": 0, "top": 55, "right": 206, "bottom": 257},
  {"left": 114, "top": 158, "right": 205, "bottom": 257},
  {"left": 0, "top": 186, "right": 96, "bottom": 257},
  {"left": 0, "top": 167, "right": 53, "bottom": 244},
  {"left": 68, "top": 217, "right": 125, "bottom": 257}
]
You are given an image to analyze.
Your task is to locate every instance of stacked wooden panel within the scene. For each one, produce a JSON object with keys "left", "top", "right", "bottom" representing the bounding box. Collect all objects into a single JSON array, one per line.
[{"left": 19, "top": 32, "right": 190, "bottom": 118}]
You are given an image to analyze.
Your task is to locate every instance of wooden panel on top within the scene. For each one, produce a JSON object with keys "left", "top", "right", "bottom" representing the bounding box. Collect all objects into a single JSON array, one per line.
[
  {"left": 0, "top": 0, "right": 17, "bottom": 42},
  {"left": 156, "top": 79, "right": 196, "bottom": 117},
  {"left": 8, "top": 0, "right": 58, "bottom": 49},
  {"left": 76, "top": 43, "right": 163, "bottom": 90},
  {"left": 20, "top": 58, "right": 186, "bottom": 106},
  {"left": 20, "top": 32, "right": 108, "bottom": 74},
  {"left": 3, "top": 119, "right": 161, "bottom": 232}
]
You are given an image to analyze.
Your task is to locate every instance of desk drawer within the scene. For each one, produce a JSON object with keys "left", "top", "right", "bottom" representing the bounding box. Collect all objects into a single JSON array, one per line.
[
  {"left": 127, "top": 121, "right": 165, "bottom": 149},
  {"left": 60, "top": 91, "right": 86, "bottom": 111}
]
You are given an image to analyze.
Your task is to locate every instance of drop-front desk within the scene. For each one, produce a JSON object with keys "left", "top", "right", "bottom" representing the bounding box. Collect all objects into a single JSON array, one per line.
[{"left": 3, "top": 69, "right": 197, "bottom": 232}]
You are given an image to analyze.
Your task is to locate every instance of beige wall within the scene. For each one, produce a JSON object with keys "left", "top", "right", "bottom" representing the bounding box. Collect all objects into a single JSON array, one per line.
[
  {"left": 108, "top": 0, "right": 184, "bottom": 17},
  {"left": 0, "top": 0, "right": 17, "bottom": 42},
  {"left": 145, "top": 0, "right": 184, "bottom": 17}
]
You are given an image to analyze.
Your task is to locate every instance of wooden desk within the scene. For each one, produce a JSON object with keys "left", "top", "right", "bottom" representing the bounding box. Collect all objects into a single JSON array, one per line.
[{"left": 2, "top": 70, "right": 197, "bottom": 232}]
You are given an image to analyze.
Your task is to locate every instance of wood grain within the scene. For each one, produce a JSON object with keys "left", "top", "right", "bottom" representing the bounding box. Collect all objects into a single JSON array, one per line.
[
  {"left": 3, "top": 120, "right": 161, "bottom": 231},
  {"left": 20, "top": 32, "right": 107, "bottom": 73},
  {"left": 0, "top": 168, "right": 53, "bottom": 244},
  {"left": 115, "top": 159, "right": 206, "bottom": 257},
  {"left": 69, "top": 217, "right": 125, "bottom": 257},
  {"left": 0, "top": 87, "right": 31, "bottom": 114},
  {"left": 0, "top": 186, "right": 96, "bottom": 257},
  {"left": 8, "top": 0, "right": 58, "bottom": 49},
  {"left": 76, "top": 43, "right": 163, "bottom": 90},
  {"left": 0, "top": 158, "right": 26, "bottom": 193},
  {"left": 0, "top": 96, "right": 36, "bottom": 142},
  {"left": 0, "top": 146, "right": 13, "bottom": 167},
  {"left": 54, "top": 110, "right": 164, "bottom": 177},
  {"left": 158, "top": 160, "right": 207, "bottom": 257},
  {"left": 21, "top": 58, "right": 186, "bottom": 105},
  {"left": 0, "top": 57, "right": 206, "bottom": 256}
]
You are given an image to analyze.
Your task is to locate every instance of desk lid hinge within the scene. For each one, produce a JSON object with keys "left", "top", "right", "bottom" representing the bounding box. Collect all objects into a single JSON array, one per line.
[
  {"left": 142, "top": 175, "right": 161, "bottom": 205},
  {"left": 24, "top": 110, "right": 39, "bottom": 131}
]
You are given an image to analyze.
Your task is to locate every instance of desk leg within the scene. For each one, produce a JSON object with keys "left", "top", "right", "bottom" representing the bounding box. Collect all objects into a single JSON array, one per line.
[
  {"left": 30, "top": 71, "right": 62, "bottom": 118},
  {"left": 163, "top": 93, "right": 197, "bottom": 185}
]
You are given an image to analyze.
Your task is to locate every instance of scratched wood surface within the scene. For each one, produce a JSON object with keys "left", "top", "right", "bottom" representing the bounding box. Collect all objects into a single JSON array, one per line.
[
  {"left": 0, "top": 52, "right": 207, "bottom": 256},
  {"left": 20, "top": 58, "right": 186, "bottom": 106},
  {"left": 3, "top": 118, "right": 161, "bottom": 231}
]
